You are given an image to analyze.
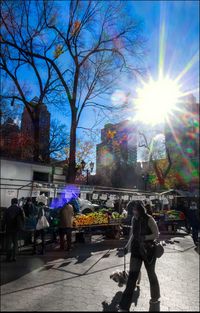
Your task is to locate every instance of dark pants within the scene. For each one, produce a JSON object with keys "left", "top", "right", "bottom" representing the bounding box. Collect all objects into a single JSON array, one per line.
[
  {"left": 119, "top": 255, "right": 160, "bottom": 310},
  {"left": 33, "top": 229, "right": 45, "bottom": 254},
  {"left": 6, "top": 232, "right": 18, "bottom": 261},
  {"left": 59, "top": 228, "right": 72, "bottom": 251},
  {"left": 191, "top": 226, "right": 199, "bottom": 245}
]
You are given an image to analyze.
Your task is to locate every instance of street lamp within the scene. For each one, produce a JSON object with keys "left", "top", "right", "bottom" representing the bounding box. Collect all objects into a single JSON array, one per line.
[{"left": 81, "top": 160, "right": 94, "bottom": 185}]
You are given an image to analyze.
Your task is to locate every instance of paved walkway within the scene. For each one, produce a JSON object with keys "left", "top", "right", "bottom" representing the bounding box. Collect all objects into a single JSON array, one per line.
[{"left": 0, "top": 235, "right": 199, "bottom": 311}]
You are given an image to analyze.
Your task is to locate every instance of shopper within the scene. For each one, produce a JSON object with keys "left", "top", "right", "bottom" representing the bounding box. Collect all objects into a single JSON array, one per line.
[
  {"left": 23, "top": 197, "right": 36, "bottom": 218},
  {"left": 59, "top": 201, "right": 74, "bottom": 251},
  {"left": 145, "top": 202, "right": 153, "bottom": 216},
  {"left": 33, "top": 202, "right": 49, "bottom": 255},
  {"left": 69, "top": 196, "right": 80, "bottom": 215},
  {"left": 188, "top": 201, "right": 199, "bottom": 246},
  {"left": 2, "top": 198, "right": 25, "bottom": 262},
  {"left": 118, "top": 202, "right": 160, "bottom": 312}
]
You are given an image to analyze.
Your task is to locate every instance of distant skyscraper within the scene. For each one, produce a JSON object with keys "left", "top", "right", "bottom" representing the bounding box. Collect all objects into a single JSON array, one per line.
[
  {"left": 165, "top": 94, "right": 199, "bottom": 159},
  {"left": 0, "top": 118, "right": 21, "bottom": 159},
  {"left": 165, "top": 94, "right": 199, "bottom": 188},
  {"left": 21, "top": 97, "right": 51, "bottom": 161},
  {"left": 96, "top": 120, "right": 137, "bottom": 175}
]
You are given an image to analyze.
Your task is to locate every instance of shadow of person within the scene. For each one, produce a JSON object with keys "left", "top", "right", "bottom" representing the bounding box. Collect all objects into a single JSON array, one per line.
[
  {"left": 102, "top": 287, "right": 140, "bottom": 312},
  {"left": 194, "top": 244, "right": 200, "bottom": 255},
  {"left": 102, "top": 291, "right": 123, "bottom": 312}
]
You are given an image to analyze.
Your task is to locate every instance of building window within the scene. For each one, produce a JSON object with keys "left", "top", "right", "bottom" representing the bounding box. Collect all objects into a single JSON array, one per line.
[{"left": 33, "top": 171, "right": 49, "bottom": 182}]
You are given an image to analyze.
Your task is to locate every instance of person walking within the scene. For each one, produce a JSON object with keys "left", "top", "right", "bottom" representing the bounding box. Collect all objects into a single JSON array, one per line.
[
  {"left": 59, "top": 201, "right": 74, "bottom": 251},
  {"left": 2, "top": 198, "right": 25, "bottom": 262},
  {"left": 188, "top": 201, "right": 199, "bottom": 246},
  {"left": 118, "top": 202, "right": 160, "bottom": 312}
]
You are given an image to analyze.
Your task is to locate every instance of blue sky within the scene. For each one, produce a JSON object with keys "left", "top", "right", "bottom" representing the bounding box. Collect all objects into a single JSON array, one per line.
[
  {"left": 75, "top": 0, "right": 199, "bottom": 156},
  {"left": 77, "top": 0, "right": 199, "bottom": 126},
  {"left": 9, "top": 0, "right": 199, "bottom": 162}
]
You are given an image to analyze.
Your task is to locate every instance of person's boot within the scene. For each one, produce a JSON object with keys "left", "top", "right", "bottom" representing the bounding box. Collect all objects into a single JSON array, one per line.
[
  {"left": 116, "top": 305, "right": 129, "bottom": 312},
  {"left": 149, "top": 300, "right": 160, "bottom": 312}
]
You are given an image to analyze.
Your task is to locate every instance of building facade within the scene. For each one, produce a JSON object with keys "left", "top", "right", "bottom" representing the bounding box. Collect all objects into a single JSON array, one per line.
[
  {"left": 164, "top": 94, "right": 199, "bottom": 189},
  {"left": 96, "top": 120, "right": 137, "bottom": 175},
  {"left": 0, "top": 118, "right": 21, "bottom": 159}
]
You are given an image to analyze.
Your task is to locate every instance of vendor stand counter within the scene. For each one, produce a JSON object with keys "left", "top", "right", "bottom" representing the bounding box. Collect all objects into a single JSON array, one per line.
[
  {"left": 153, "top": 212, "right": 186, "bottom": 234},
  {"left": 73, "top": 222, "right": 122, "bottom": 241}
]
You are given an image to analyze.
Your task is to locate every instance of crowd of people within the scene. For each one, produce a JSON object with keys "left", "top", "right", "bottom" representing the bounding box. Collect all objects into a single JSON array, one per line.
[
  {"left": 1, "top": 196, "right": 199, "bottom": 265},
  {"left": 1, "top": 195, "right": 199, "bottom": 312},
  {"left": 1, "top": 197, "right": 75, "bottom": 261}
]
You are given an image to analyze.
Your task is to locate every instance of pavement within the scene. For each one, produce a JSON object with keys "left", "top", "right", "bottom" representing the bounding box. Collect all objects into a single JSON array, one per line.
[{"left": 0, "top": 233, "right": 199, "bottom": 312}]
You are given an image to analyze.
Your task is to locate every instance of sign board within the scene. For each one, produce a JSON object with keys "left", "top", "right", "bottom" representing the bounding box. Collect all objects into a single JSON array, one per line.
[
  {"left": 6, "top": 190, "right": 17, "bottom": 197},
  {"left": 100, "top": 194, "right": 107, "bottom": 200},
  {"left": 50, "top": 189, "right": 55, "bottom": 198},
  {"left": 109, "top": 194, "right": 116, "bottom": 201},
  {"left": 163, "top": 197, "right": 169, "bottom": 204},
  {"left": 169, "top": 195, "right": 174, "bottom": 199},
  {"left": 80, "top": 192, "right": 87, "bottom": 199},
  {"left": 131, "top": 196, "right": 138, "bottom": 201},
  {"left": 80, "top": 185, "right": 94, "bottom": 194},
  {"left": 140, "top": 196, "right": 146, "bottom": 201},
  {"left": 122, "top": 195, "right": 129, "bottom": 201},
  {"left": 150, "top": 196, "right": 155, "bottom": 200},
  {"left": 92, "top": 193, "right": 99, "bottom": 200},
  {"left": 65, "top": 191, "right": 73, "bottom": 199}
]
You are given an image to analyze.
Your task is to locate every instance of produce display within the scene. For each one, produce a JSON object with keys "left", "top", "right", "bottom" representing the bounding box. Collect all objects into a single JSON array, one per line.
[
  {"left": 111, "top": 212, "right": 124, "bottom": 219},
  {"left": 153, "top": 210, "right": 185, "bottom": 221},
  {"left": 73, "top": 212, "right": 109, "bottom": 227},
  {"left": 165, "top": 210, "right": 185, "bottom": 221}
]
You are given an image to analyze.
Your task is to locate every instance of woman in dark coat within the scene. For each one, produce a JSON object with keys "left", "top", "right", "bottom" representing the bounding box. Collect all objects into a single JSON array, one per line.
[{"left": 118, "top": 202, "right": 160, "bottom": 312}]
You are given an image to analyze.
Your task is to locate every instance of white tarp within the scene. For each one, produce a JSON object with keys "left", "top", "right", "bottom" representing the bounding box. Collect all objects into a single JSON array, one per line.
[{"left": 6, "top": 190, "right": 17, "bottom": 197}]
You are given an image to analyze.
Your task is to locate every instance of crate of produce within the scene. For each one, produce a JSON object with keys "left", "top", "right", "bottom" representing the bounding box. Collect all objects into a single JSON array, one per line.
[
  {"left": 109, "top": 218, "right": 122, "bottom": 224},
  {"left": 73, "top": 212, "right": 108, "bottom": 227}
]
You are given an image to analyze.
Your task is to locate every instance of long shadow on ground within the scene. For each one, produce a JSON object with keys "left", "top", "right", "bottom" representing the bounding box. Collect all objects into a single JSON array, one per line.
[{"left": 0, "top": 237, "right": 126, "bottom": 286}]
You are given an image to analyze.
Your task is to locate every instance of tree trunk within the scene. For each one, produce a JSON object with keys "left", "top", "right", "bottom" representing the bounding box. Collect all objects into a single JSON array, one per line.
[
  {"left": 67, "top": 109, "right": 77, "bottom": 183},
  {"left": 153, "top": 161, "right": 165, "bottom": 186}
]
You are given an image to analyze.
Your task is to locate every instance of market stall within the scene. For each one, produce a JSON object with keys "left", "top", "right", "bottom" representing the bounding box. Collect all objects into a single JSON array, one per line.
[
  {"left": 72, "top": 211, "right": 123, "bottom": 240},
  {"left": 153, "top": 210, "right": 185, "bottom": 233}
]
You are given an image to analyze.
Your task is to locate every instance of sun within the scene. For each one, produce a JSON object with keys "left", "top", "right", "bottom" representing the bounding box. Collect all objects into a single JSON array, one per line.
[{"left": 135, "top": 77, "right": 182, "bottom": 125}]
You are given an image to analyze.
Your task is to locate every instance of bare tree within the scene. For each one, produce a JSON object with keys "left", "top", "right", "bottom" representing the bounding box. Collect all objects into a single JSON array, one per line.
[
  {"left": 0, "top": 0, "right": 64, "bottom": 161},
  {"left": 138, "top": 131, "right": 172, "bottom": 187},
  {"left": 1, "top": 0, "right": 145, "bottom": 181},
  {"left": 48, "top": 120, "right": 69, "bottom": 159}
]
